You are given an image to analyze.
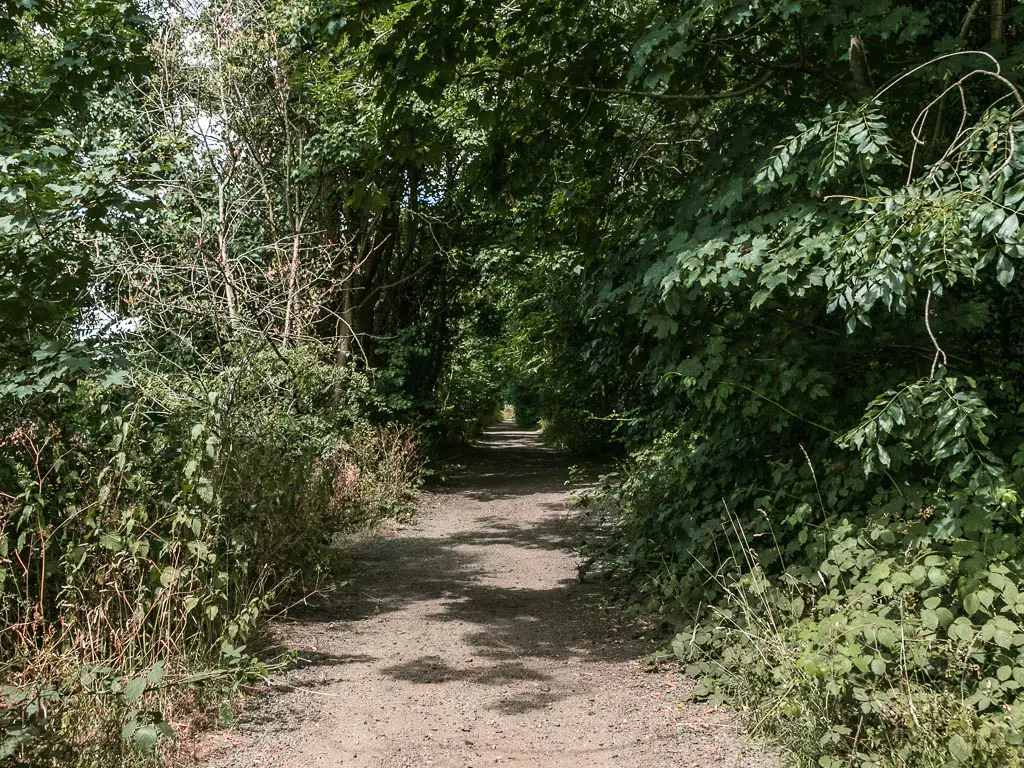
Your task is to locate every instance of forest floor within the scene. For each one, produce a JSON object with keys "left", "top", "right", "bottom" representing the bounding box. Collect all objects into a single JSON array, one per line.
[{"left": 199, "top": 424, "right": 776, "bottom": 768}]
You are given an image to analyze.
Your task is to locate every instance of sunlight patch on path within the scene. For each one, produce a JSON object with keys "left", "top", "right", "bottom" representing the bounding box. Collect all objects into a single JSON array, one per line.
[{"left": 201, "top": 426, "right": 776, "bottom": 768}]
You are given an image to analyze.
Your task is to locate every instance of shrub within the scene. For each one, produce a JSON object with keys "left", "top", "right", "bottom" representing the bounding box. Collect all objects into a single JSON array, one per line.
[
  {"left": 0, "top": 346, "right": 422, "bottom": 766},
  {"left": 583, "top": 393, "right": 1024, "bottom": 767}
]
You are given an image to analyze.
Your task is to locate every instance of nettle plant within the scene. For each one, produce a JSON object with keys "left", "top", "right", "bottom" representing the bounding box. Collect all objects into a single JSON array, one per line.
[{"left": 0, "top": 382, "right": 272, "bottom": 764}]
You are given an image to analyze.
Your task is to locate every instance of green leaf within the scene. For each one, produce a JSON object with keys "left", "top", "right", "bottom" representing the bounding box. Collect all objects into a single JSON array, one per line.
[
  {"left": 996, "top": 254, "right": 1015, "bottom": 287},
  {"left": 876, "top": 627, "right": 898, "bottom": 648},
  {"left": 964, "top": 592, "right": 981, "bottom": 616},
  {"left": 196, "top": 483, "right": 214, "bottom": 504},
  {"left": 100, "top": 369, "right": 129, "bottom": 387},
  {"left": 949, "top": 734, "right": 972, "bottom": 763},
  {"left": 876, "top": 443, "right": 891, "bottom": 467},
  {"left": 132, "top": 725, "right": 158, "bottom": 752},
  {"left": 949, "top": 617, "right": 974, "bottom": 643},
  {"left": 996, "top": 213, "right": 1019, "bottom": 241},
  {"left": 936, "top": 608, "right": 954, "bottom": 628},
  {"left": 147, "top": 660, "right": 165, "bottom": 686},
  {"left": 159, "top": 567, "right": 181, "bottom": 588},
  {"left": 982, "top": 206, "right": 1007, "bottom": 235},
  {"left": 121, "top": 676, "right": 146, "bottom": 703}
]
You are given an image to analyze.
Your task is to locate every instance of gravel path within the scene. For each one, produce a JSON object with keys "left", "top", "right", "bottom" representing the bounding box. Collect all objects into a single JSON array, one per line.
[{"left": 202, "top": 424, "right": 776, "bottom": 768}]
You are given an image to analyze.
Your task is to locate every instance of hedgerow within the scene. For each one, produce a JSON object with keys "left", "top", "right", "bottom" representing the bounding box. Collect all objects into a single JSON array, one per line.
[
  {"left": 0, "top": 347, "right": 421, "bottom": 766},
  {"left": 579, "top": 74, "right": 1024, "bottom": 767}
]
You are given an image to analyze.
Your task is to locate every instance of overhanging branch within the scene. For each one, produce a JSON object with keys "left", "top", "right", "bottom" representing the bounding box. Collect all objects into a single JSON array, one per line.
[{"left": 469, "top": 67, "right": 774, "bottom": 102}]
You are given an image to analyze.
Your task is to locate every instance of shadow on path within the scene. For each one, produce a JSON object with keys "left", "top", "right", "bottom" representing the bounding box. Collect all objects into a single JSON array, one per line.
[
  {"left": 205, "top": 423, "right": 777, "bottom": 768},
  {"left": 281, "top": 424, "right": 641, "bottom": 700}
]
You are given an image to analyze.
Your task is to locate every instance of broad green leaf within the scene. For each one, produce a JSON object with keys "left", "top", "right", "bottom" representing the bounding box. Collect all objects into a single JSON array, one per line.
[{"left": 949, "top": 734, "right": 972, "bottom": 763}]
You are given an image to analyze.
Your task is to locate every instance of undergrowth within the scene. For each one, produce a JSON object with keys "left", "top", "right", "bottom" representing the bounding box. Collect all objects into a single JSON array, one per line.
[
  {"left": 569, "top": 67, "right": 1024, "bottom": 768},
  {"left": 582, "top": 408, "right": 1024, "bottom": 767},
  {"left": 0, "top": 346, "right": 422, "bottom": 767}
]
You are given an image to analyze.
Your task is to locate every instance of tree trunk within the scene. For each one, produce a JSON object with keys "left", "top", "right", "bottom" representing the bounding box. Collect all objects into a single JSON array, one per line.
[
  {"left": 991, "top": 0, "right": 1004, "bottom": 41},
  {"left": 334, "top": 280, "right": 356, "bottom": 400},
  {"left": 217, "top": 214, "right": 237, "bottom": 325},
  {"left": 959, "top": 0, "right": 984, "bottom": 39},
  {"left": 336, "top": 280, "right": 356, "bottom": 367},
  {"left": 282, "top": 228, "right": 301, "bottom": 348}
]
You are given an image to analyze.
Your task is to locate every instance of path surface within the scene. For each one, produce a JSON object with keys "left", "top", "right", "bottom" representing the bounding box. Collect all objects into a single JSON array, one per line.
[{"left": 203, "top": 425, "right": 775, "bottom": 768}]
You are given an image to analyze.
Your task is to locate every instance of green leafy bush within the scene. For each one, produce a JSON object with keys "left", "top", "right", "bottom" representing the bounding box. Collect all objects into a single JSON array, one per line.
[
  {"left": 0, "top": 346, "right": 421, "bottom": 766},
  {"left": 579, "top": 74, "right": 1024, "bottom": 767}
]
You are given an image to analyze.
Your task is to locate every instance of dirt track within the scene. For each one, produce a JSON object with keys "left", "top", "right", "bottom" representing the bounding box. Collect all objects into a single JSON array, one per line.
[{"left": 202, "top": 424, "right": 776, "bottom": 768}]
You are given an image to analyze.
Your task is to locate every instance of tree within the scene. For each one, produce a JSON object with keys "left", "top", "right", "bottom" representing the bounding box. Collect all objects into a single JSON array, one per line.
[{"left": 1, "top": 0, "right": 150, "bottom": 397}]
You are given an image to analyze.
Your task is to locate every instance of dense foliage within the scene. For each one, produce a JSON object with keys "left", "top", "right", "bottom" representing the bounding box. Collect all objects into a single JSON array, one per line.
[
  {"left": 335, "top": 0, "right": 1024, "bottom": 765},
  {"left": 1, "top": 0, "right": 449, "bottom": 763},
  {"left": 6, "top": 0, "right": 1024, "bottom": 766}
]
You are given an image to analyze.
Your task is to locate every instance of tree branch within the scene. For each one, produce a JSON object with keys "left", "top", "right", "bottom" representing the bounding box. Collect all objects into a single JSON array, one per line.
[
  {"left": 721, "top": 43, "right": 851, "bottom": 98},
  {"left": 470, "top": 67, "right": 774, "bottom": 102},
  {"left": 959, "top": 0, "right": 984, "bottom": 39}
]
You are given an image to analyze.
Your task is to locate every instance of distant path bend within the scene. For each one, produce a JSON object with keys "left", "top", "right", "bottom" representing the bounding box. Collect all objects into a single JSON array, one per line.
[{"left": 203, "top": 424, "right": 775, "bottom": 768}]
